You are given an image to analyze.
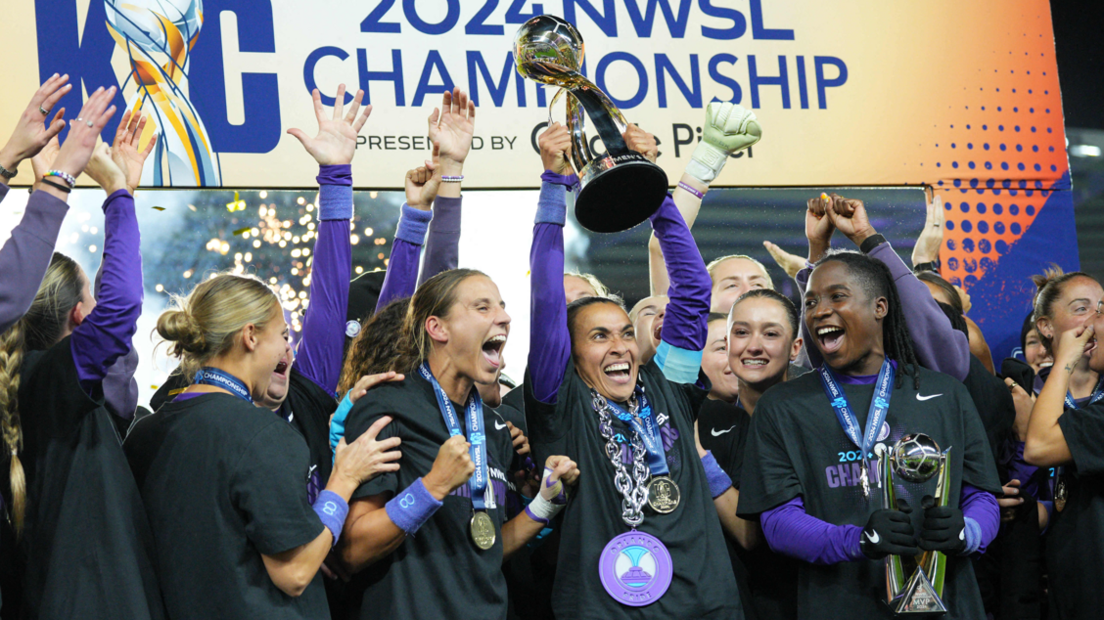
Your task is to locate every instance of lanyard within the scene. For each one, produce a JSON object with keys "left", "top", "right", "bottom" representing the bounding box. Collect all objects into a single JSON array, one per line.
[
  {"left": 1065, "top": 377, "right": 1104, "bottom": 410},
  {"left": 418, "top": 363, "right": 489, "bottom": 511},
  {"left": 817, "top": 360, "right": 895, "bottom": 491},
  {"left": 193, "top": 367, "right": 253, "bottom": 404},
  {"left": 605, "top": 388, "right": 669, "bottom": 477}
]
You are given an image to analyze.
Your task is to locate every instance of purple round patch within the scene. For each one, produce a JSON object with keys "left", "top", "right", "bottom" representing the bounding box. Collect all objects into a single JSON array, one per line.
[{"left": 598, "top": 531, "right": 673, "bottom": 607}]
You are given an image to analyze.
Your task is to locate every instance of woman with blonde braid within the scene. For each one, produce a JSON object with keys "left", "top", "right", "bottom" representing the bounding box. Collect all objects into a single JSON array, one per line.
[{"left": 0, "top": 89, "right": 167, "bottom": 619}]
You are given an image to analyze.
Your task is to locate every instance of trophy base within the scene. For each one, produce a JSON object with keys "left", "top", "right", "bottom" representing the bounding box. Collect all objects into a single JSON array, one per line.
[
  {"left": 888, "top": 568, "right": 947, "bottom": 616},
  {"left": 576, "top": 153, "right": 669, "bottom": 233}
]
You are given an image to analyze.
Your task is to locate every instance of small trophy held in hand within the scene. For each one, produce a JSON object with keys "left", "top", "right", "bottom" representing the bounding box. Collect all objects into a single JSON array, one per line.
[
  {"left": 514, "top": 15, "right": 669, "bottom": 233},
  {"left": 880, "top": 434, "right": 951, "bottom": 615}
]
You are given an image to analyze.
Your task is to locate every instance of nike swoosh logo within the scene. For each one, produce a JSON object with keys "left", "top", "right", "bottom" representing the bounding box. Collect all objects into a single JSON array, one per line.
[
  {"left": 916, "top": 393, "right": 943, "bottom": 401},
  {"left": 711, "top": 426, "right": 736, "bottom": 436},
  {"left": 494, "top": 421, "right": 508, "bottom": 430},
  {"left": 865, "top": 530, "right": 880, "bottom": 544}
]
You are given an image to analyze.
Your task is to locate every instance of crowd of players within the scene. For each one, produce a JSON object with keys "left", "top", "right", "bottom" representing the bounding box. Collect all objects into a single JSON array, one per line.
[{"left": 0, "top": 74, "right": 1100, "bottom": 620}]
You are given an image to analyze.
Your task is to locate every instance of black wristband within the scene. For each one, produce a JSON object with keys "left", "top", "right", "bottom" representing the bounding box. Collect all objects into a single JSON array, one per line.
[
  {"left": 913, "top": 260, "right": 940, "bottom": 273},
  {"left": 39, "top": 178, "right": 72, "bottom": 194},
  {"left": 859, "top": 234, "right": 887, "bottom": 254}
]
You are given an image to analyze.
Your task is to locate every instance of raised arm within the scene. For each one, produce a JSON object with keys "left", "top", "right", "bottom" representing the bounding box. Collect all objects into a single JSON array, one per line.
[
  {"left": 648, "top": 103, "right": 760, "bottom": 296},
  {"left": 527, "top": 124, "right": 575, "bottom": 404},
  {"left": 1023, "top": 323, "right": 1095, "bottom": 467},
  {"left": 419, "top": 87, "right": 475, "bottom": 285},
  {"left": 286, "top": 84, "right": 372, "bottom": 393}
]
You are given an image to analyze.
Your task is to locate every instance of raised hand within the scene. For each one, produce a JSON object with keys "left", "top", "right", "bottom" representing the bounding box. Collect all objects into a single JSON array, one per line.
[
  {"left": 912, "top": 193, "right": 945, "bottom": 267},
  {"left": 30, "top": 136, "right": 61, "bottom": 181},
  {"left": 429, "top": 87, "right": 476, "bottom": 175},
  {"left": 405, "top": 162, "right": 441, "bottom": 211},
  {"left": 1004, "top": 376, "right": 1037, "bottom": 440},
  {"left": 540, "top": 455, "right": 579, "bottom": 500},
  {"left": 83, "top": 141, "right": 128, "bottom": 195},
  {"left": 826, "top": 193, "right": 877, "bottom": 246},
  {"left": 622, "top": 124, "right": 658, "bottom": 162},
  {"left": 806, "top": 194, "right": 835, "bottom": 263},
  {"left": 423, "top": 434, "right": 475, "bottom": 500},
  {"left": 332, "top": 415, "right": 403, "bottom": 492},
  {"left": 539, "top": 122, "right": 573, "bottom": 176},
  {"left": 0, "top": 74, "right": 72, "bottom": 176},
  {"left": 110, "top": 110, "right": 156, "bottom": 195},
  {"left": 287, "top": 85, "right": 372, "bottom": 166},
  {"left": 685, "top": 101, "right": 761, "bottom": 184},
  {"left": 763, "top": 240, "right": 805, "bottom": 278},
  {"left": 346, "top": 371, "right": 405, "bottom": 406},
  {"left": 1054, "top": 323, "right": 1096, "bottom": 374},
  {"left": 49, "top": 86, "right": 118, "bottom": 181}
]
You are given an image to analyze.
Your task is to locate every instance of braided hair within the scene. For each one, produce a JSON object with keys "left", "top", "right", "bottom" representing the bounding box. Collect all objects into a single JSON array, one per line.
[{"left": 814, "top": 251, "right": 921, "bottom": 389}]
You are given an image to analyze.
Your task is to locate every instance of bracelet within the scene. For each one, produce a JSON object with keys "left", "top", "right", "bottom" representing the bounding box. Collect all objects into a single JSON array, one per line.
[
  {"left": 45, "top": 169, "right": 76, "bottom": 188},
  {"left": 385, "top": 477, "right": 443, "bottom": 536},
  {"left": 441, "top": 175, "right": 464, "bottom": 183},
  {"left": 701, "top": 451, "right": 733, "bottom": 498},
  {"left": 859, "top": 233, "right": 887, "bottom": 254},
  {"left": 677, "top": 180, "right": 705, "bottom": 200},
  {"left": 312, "top": 490, "right": 350, "bottom": 547},
  {"left": 39, "top": 178, "right": 72, "bottom": 194},
  {"left": 0, "top": 162, "right": 16, "bottom": 180},
  {"left": 913, "top": 260, "right": 940, "bottom": 273}
]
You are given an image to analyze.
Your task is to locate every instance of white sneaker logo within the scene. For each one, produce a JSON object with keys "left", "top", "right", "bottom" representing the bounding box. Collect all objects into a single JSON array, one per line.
[
  {"left": 864, "top": 530, "right": 881, "bottom": 544},
  {"left": 494, "top": 421, "right": 508, "bottom": 430},
  {"left": 711, "top": 426, "right": 736, "bottom": 437},
  {"left": 916, "top": 393, "right": 943, "bottom": 401}
]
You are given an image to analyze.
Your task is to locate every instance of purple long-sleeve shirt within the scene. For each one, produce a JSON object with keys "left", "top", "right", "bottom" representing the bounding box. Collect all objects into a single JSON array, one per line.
[
  {"left": 796, "top": 241, "right": 970, "bottom": 381},
  {"left": 418, "top": 196, "right": 461, "bottom": 287},
  {"left": 376, "top": 205, "right": 432, "bottom": 311},
  {"left": 72, "top": 190, "right": 143, "bottom": 394},
  {"left": 293, "top": 165, "right": 354, "bottom": 396},
  {"left": 527, "top": 175, "right": 709, "bottom": 404},
  {"left": 95, "top": 258, "right": 139, "bottom": 419},
  {"left": 0, "top": 185, "right": 70, "bottom": 333},
  {"left": 760, "top": 484, "right": 999, "bottom": 565}
]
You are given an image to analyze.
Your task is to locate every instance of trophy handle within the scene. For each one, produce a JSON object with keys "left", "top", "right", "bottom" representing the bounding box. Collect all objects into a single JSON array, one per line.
[
  {"left": 882, "top": 452, "right": 907, "bottom": 600},
  {"left": 547, "top": 88, "right": 593, "bottom": 174},
  {"left": 556, "top": 72, "right": 634, "bottom": 156},
  {"left": 918, "top": 450, "right": 953, "bottom": 598}
]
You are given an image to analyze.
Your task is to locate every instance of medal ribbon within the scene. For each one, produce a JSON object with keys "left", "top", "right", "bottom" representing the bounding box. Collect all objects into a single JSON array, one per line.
[
  {"left": 1064, "top": 377, "right": 1104, "bottom": 410},
  {"left": 605, "top": 389, "right": 670, "bottom": 477},
  {"left": 419, "top": 363, "right": 489, "bottom": 511},
  {"left": 817, "top": 360, "right": 895, "bottom": 469},
  {"left": 193, "top": 367, "right": 253, "bottom": 404}
]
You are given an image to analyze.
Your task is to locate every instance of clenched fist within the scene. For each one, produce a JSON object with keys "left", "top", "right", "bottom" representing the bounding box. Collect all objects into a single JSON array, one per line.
[
  {"left": 424, "top": 435, "right": 476, "bottom": 501},
  {"left": 685, "top": 102, "right": 761, "bottom": 184}
]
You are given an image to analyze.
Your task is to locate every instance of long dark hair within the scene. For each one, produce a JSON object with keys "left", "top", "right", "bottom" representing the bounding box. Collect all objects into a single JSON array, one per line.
[
  {"left": 338, "top": 297, "right": 411, "bottom": 396},
  {"left": 394, "top": 269, "right": 487, "bottom": 374},
  {"left": 814, "top": 251, "right": 921, "bottom": 388}
]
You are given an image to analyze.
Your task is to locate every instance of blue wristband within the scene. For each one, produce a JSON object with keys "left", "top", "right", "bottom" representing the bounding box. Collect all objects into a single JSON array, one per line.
[
  {"left": 535, "top": 181, "right": 568, "bottom": 226},
  {"left": 395, "top": 203, "right": 433, "bottom": 245},
  {"left": 317, "top": 164, "right": 354, "bottom": 220},
  {"left": 961, "top": 516, "right": 982, "bottom": 555},
  {"left": 313, "top": 490, "right": 350, "bottom": 546},
  {"left": 385, "top": 477, "right": 443, "bottom": 535},
  {"left": 540, "top": 170, "right": 579, "bottom": 187},
  {"left": 701, "top": 451, "right": 733, "bottom": 498}
]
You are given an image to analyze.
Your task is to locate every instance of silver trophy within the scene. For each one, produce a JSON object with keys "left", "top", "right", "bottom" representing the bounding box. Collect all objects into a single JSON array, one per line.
[
  {"left": 880, "top": 434, "right": 951, "bottom": 615},
  {"left": 514, "top": 15, "right": 669, "bottom": 233}
]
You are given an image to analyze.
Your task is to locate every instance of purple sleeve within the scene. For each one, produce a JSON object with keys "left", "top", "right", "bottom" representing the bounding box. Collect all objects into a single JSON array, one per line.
[
  {"left": 0, "top": 189, "right": 69, "bottom": 333},
  {"left": 868, "top": 242, "right": 970, "bottom": 381},
  {"left": 0, "top": 182, "right": 8, "bottom": 202},
  {"left": 527, "top": 178, "right": 573, "bottom": 404},
  {"left": 418, "top": 195, "right": 461, "bottom": 287},
  {"left": 760, "top": 496, "right": 865, "bottom": 565},
  {"left": 72, "top": 190, "right": 142, "bottom": 391},
  {"left": 93, "top": 256, "right": 139, "bottom": 419},
  {"left": 651, "top": 195, "right": 710, "bottom": 352},
  {"left": 376, "top": 205, "right": 432, "bottom": 312},
  {"left": 960, "top": 483, "right": 999, "bottom": 554},
  {"left": 294, "top": 165, "right": 354, "bottom": 395}
]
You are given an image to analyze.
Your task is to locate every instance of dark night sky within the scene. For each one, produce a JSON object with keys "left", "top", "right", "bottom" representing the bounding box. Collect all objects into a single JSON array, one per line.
[{"left": 1051, "top": 1, "right": 1104, "bottom": 130}]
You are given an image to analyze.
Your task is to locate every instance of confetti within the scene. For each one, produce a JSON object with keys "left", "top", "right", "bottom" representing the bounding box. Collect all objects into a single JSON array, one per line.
[
  {"left": 151, "top": 206, "right": 166, "bottom": 211},
  {"left": 232, "top": 226, "right": 252, "bottom": 237},
  {"left": 226, "top": 190, "right": 246, "bottom": 212}
]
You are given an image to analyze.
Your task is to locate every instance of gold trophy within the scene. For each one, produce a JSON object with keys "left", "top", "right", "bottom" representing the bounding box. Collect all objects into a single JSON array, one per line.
[
  {"left": 880, "top": 434, "right": 951, "bottom": 615},
  {"left": 514, "top": 15, "right": 669, "bottom": 233}
]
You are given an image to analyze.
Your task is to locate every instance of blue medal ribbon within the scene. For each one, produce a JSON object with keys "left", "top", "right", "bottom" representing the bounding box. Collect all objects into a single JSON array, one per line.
[
  {"left": 1064, "top": 377, "right": 1104, "bottom": 410},
  {"left": 605, "top": 388, "right": 670, "bottom": 477},
  {"left": 193, "top": 367, "right": 253, "bottom": 404},
  {"left": 419, "top": 363, "right": 489, "bottom": 511},
  {"left": 817, "top": 360, "right": 895, "bottom": 482}
]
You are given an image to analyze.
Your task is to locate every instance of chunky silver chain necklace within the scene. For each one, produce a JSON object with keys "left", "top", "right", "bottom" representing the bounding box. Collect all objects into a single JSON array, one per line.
[{"left": 591, "top": 389, "right": 651, "bottom": 527}]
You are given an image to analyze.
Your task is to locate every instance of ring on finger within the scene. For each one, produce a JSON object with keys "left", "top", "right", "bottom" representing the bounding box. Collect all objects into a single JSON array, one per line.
[
  {"left": 39, "top": 106, "right": 50, "bottom": 116},
  {"left": 85, "top": 119, "right": 94, "bottom": 128}
]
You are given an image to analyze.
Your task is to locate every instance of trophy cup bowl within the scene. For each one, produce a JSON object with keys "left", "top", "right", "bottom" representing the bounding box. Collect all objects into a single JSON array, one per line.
[
  {"left": 515, "top": 15, "right": 669, "bottom": 233},
  {"left": 890, "top": 434, "right": 943, "bottom": 483}
]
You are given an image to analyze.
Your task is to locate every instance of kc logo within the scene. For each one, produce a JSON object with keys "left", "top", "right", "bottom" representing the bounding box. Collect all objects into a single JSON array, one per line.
[
  {"left": 399, "top": 493, "right": 415, "bottom": 509},
  {"left": 323, "top": 501, "right": 337, "bottom": 516}
]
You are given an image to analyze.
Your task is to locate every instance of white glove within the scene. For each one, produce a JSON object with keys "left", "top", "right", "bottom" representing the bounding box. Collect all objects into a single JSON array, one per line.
[
  {"left": 525, "top": 465, "right": 570, "bottom": 524},
  {"left": 685, "top": 102, "right": 761, "bottom": 184}
]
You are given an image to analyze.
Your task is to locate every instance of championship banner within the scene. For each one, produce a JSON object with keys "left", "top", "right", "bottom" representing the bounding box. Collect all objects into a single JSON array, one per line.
[{"left": 0, "top": 0, "right": 1077, "bottom": 359}]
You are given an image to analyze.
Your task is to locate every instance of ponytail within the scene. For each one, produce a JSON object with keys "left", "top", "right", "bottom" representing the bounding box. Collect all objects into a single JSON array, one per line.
[{"left": 0, "top": 323, "right": 26, "bottom": 537}]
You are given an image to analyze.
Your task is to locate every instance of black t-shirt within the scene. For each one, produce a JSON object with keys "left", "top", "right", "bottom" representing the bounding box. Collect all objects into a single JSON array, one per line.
[
  {"left": 2, "top": 336, "right": 164, "bottom": 619},
  {"left": 502, "top": 385, "right": 527, "bottom": 427},
  {"left": 960, "top": 355, "right": 1015, "bottom": 465},
  {"left": 343, "top": 372, "right": 516, "bottom": 620},
  {"left": 124, "top": 392, "right": 328, "bottom": 620},
  {"left": 738, "top": 366, "right": 1002, "bottom": 620},
  {"left": 698, "top": 398, "right": 798, "bottom": 620},
  {"left": 524, "top": 359, "right": 743, "bottom": 620},
  {"left": 1046, "top": 401, "right": 1104, "bottom": 618}
]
